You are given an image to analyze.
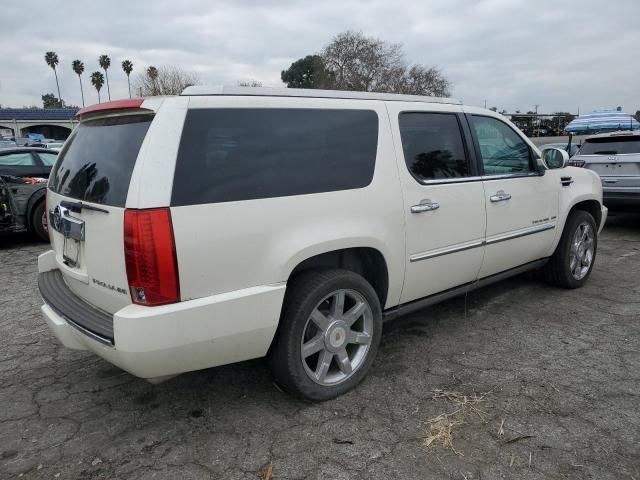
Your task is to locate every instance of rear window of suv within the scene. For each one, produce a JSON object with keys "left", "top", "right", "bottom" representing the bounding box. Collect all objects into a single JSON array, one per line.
[
  {"left": 171, "top": 108, "right": 378, "bottom": 205},
  {"left": 579, "top": 136, "right": 640, "bottom": 155},
  {"left": 49, "top": 114, "right": 152, "bottom": 207}
]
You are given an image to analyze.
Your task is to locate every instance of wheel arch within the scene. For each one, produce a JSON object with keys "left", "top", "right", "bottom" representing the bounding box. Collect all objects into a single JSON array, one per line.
[
  {"left": 285, "top": 246, "right": 390, "bottom": 310},
  {"left": 25, "top": 186, "right": 47, "bottom": 229}
]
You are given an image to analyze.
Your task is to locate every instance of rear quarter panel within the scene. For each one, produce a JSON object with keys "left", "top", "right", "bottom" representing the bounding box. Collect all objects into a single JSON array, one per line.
[{"left": 167, "top": 96, "right": 406, "bottom": 309}]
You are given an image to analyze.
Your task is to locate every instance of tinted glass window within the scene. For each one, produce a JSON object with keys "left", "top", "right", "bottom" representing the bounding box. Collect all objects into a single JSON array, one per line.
[
  {"left": 579, "top": 136, "right": 640, "bottom": 155},
  {"left": 38, "top": 151, "right": 58, "bottom": 166},
  {"left": 172, "top": 108, "right": 378, "bottom": 205},
  {"left": 398, "top": 113, "right": 469, "bottom": 181},
  {"left": 470, "top": 116, "right": 532, "bottom": 175},
  {"left": 49, "top": 115, "right": 151, "bottom": 207},
  {"left": 0, "top": 152, "right": 35, "bottom": 166}
]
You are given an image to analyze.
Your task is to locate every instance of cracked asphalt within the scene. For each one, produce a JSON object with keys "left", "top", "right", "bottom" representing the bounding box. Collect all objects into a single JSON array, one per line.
[{"left": 1, "top": 213, "right": 639, "bottom": 479}]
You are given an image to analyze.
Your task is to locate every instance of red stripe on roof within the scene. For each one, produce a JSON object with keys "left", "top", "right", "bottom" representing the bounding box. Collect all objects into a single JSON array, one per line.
[{"left": 75, "top": 99, "right": 144, "bottom": 118}]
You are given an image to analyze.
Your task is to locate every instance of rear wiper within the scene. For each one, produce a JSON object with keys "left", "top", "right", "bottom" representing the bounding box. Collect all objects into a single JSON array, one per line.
[{"left": 60, "top": 200, "right": 109, "bottom": 214}]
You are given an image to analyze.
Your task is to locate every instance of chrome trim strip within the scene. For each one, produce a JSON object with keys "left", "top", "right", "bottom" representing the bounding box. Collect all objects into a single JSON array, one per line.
[
  {"left": 485, "top": 223, "right": 555, "bottom": 245},
  {"left": 410, "top": 239, "right": 484, "bottom": 262},
  {"left": 419, "top": 172, "right": 541, "bottom": 186},
  {"left": 410, "top": 223, "right": 555, "bottom": 263},
  {"left": 63, "top": 315, "right": 114, "bottom": 346}
]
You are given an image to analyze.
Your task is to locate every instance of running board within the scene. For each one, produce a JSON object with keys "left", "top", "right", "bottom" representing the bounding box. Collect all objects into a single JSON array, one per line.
[{"left": 383, "top": 258, "right": 549, "bottom": 322}]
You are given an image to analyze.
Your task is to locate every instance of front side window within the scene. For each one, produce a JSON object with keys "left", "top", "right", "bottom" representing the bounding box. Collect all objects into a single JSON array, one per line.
[
  {"left": 38, "top": 152, "right": 58, "bottom": 166},
  {"left": 172, "top": 108, "right": 379, "bottom": 205},
  {"left": 398, "top": 112, "right": 469, "bottom": 182},
  {"left": 470, "top": 116, "right": 532, "bottom": 175},
  {"left": 0, "top": 152, "right": 35, "bottom": 166}
]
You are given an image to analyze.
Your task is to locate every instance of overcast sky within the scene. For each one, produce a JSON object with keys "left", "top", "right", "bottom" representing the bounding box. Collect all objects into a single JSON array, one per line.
[{"left": 1, "top": 0, "right": 638, "bottom": 114}]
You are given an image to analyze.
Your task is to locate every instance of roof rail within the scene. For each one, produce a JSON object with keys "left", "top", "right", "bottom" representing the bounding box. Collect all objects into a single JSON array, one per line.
[{"left": 181, "top": 85, "right": 462, "bottom": 105}]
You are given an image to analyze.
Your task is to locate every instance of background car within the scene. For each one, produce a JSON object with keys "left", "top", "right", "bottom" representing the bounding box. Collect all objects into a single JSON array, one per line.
[
  {"left": 0, "top": 147, "right": 57, "bottom": 240},
  {"left": 569, "top": 131, "right": 640, "bottom": 210}
]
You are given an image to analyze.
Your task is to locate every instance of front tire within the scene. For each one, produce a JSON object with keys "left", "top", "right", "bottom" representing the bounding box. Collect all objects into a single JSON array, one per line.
[
  {"left": 544, "top": 210, "right": 597, "bottom": 288},
  {"left": 31, "top": 201, "right": 49, "bottom": 242},
  {"left": 269, "top": 269, "right": 382, "bottom": 401}
]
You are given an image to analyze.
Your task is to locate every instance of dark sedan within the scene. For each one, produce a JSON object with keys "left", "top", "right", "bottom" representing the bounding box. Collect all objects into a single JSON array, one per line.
[{"left": 0, "top": 148, "right": 58, "bottom": 241}]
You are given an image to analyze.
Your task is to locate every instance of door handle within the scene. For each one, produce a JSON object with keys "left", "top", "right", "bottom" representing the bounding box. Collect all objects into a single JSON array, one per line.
[
  {"left": 411, "top": 200, "right": 440, "bottom": 213},
  {"left": 490, "top": 190, "right": 511, "bottom": 202}
]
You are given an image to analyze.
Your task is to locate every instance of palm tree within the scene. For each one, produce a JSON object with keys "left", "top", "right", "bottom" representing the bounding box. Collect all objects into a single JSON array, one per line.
[
  {"left": 121, "top": 60, "right": 134, "bottom": 98},
  {"left": 71, "top": 60, "right": 85, "bottom": 107},
  {"left": 147, "top": 66, "right": 159, "bottom": 95},
  {"left": 44, "top": 51, "right": 63, "bottom": 106},
  {"left": 91, "top": 71, "right": 105, "bottom": 103},
  {"left": 98, "top": 55, "right": 111, "bottom": 101}
]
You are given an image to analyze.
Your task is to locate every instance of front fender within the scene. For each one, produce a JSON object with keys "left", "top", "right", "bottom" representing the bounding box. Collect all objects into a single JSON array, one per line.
[{"left": 548, "top": 167, "right": 604, "bottom": 254}]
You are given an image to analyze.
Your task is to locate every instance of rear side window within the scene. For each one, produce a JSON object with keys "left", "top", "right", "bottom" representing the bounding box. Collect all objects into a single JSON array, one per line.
[
  {"left": 172, "top": 108, "right": 378, "bottom": 205},
  {"left": 579, "top": 136, "right": 640, "bottom": 155},
  {"left": 49, "top": 115, "right": 152, "bottom": 207},
  {"left": 398, "top": 112, "right": 469, "bottom": 181}
]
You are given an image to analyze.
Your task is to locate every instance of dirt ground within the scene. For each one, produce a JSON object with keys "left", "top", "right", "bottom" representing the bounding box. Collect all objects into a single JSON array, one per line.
[{"left": 1, "top": 213, "right": 639, "bottom": 479}]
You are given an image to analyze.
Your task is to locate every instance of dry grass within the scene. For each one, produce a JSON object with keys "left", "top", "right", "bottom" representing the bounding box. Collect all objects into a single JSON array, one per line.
[{"left": 422, "top": 389, "right": 491, "bottom": 457}]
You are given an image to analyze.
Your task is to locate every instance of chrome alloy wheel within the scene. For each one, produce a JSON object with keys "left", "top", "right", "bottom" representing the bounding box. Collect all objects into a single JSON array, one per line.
[
  {"left": 301, "top": 289, "right": 373, "bottom": 386},
  {"left": 570, "top": 221, "right": 594, "bottom": 280}
]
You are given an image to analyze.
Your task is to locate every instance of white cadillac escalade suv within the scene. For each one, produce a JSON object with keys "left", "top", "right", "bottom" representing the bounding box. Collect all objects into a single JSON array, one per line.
[{"left": 39, "top": 87, "right": 607, "bottom": 400}]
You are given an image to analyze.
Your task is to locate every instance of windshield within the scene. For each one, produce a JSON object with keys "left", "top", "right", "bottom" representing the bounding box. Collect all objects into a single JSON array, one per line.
[
  {"left": 49, "top": 114, "right": 152, "bottom": 207},
  {"left": 579, "top": 136, "right": 640, "bottom": 155}
]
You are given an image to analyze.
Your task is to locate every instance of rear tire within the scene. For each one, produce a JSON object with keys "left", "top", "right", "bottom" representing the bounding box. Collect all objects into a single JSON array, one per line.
[
  {"left": 31, "top": 201, "right": 49, "bottom": 242},
  {"left": 269, "top": 269, "right": 382, "bottom": 401},
  {"left": 543, "top": 210, "right": 597, "bottom": 288}
]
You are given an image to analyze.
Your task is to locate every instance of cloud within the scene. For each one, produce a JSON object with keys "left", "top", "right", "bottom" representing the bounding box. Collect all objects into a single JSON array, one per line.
[{"left": 0, "top": 0, "right": 638, "bottom": 113}]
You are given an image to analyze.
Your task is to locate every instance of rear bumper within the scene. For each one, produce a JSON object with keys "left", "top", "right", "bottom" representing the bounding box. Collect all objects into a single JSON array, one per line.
[
  {"left": 603, "top": 191, "right": 640, "bottom": 210},
  {"left": 38, "top": 252, "right": 286, "bottom": 379}
]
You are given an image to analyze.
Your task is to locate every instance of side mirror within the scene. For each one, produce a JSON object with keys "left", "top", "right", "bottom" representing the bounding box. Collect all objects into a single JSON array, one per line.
[{"left": 541, "top": 147, "right": 569, "bottom": 169}]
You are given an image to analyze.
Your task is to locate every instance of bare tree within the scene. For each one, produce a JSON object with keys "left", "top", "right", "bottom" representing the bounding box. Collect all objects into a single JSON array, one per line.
[
  {"left": 134, "top": 66, "right": 199, "bottom": 96},
  {"left": 237, "top": 80, "right": 263, "bottom": 87},
  {"left": 320, "top": 31, "right": 450, "bottom": 97}
]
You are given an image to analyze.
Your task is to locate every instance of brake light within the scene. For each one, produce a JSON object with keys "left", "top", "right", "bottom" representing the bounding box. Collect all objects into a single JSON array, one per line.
[
  {"left": 568, "top": 159, "right": 586, "bottom": 168},
  {"left": 124, "top": 208, "right": 180, "bottom": 306}
]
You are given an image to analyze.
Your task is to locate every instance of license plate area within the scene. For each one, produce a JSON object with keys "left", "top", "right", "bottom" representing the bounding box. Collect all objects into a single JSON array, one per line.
[{"left": 50, "top": 205, "right": 85, "bottom": 268}]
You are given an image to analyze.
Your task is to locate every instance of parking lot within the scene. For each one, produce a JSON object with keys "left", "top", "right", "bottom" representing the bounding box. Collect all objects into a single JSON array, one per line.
[{"left": 0, "top": 213, "right": 638, "bottom": 480}]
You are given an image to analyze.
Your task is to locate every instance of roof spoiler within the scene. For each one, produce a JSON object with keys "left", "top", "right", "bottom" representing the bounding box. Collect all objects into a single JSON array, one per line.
[{"left": 75, "top": 99, "right": 145, "bottom": 119}]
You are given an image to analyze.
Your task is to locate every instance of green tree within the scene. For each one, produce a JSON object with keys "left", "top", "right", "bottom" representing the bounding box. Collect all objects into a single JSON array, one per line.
[
  {"left": 72, "top": 59, "right": 85, "bottom": 107},
  {"left": 91, "top": 71, "right": 105, "bottom": 103},
  {"left": 121, "top": 60, "right": 134, "bottom": 98},
  {"left": 98, "top": 55, "right": 111, "bottom": 101},
  {"left": 281, "top": 55, "right": 331, "bottom": 89},
  {"left": 44, "top": 51, "right": 63, "bottom": 106},
  {"left": 635, "top": 110, "right": 640, "bottom": 123},
  {"left": 41, "top": 93, "right": 62, "bottom": 108}
]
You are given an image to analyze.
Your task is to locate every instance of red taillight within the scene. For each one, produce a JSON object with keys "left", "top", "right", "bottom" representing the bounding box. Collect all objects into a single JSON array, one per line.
[{"left": 124, "top": 208, "right": 180, "bottom": 306}]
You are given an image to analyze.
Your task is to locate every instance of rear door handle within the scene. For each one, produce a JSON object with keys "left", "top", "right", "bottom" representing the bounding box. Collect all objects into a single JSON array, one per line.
[
  {"left": 490, "top": 190, "right": 511, "bottom": 202},
  {"left": 411, "top": 200, "right": 440, "bottom": 213}
]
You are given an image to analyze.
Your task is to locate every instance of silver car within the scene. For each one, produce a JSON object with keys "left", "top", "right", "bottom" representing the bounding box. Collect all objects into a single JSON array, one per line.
[{"left": 570, "top": 131, "right": 640, "bottom": 210}]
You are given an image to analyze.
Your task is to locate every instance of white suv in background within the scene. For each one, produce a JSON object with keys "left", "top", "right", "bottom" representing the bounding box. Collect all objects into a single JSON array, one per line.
[{"left": 39, "top": 87, "right": 607, "bottom": 400}]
